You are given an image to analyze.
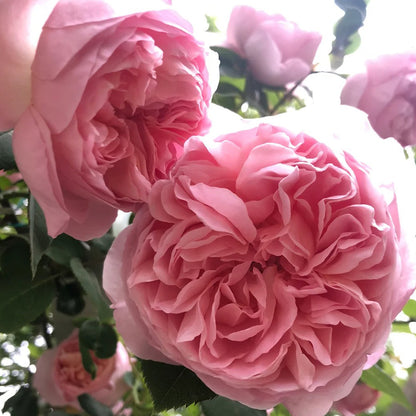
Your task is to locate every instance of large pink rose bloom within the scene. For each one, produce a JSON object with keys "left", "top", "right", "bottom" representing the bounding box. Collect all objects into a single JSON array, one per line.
[
  {"left": 225, "top": 5, "right": 321, "bottom": 86},
  {"left": 341, "top": 53, "right": 416, "bottom": 146},
  {"left": 33, "top": 330, "right": 131, "bottom": 409},
  {"left": 103, "top": 106, "right": 416, "bottom": 416},
  {"left": 12, "top": 0, "right": 217, "bottom": 240}
]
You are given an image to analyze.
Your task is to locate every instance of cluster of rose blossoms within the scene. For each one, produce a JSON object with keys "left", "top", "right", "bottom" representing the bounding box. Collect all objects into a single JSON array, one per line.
[{"left": 1, "top": 1, "right": 416, "bottom": 416}]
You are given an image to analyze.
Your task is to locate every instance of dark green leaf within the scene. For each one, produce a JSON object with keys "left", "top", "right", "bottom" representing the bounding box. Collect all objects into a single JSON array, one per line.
[
  {"left": 79, "top": 339, "right": 96, "bottom": 379},
  {"left": 29, "top": 195, "right": 52, "bottom": 277},
  {"left": 56, "top": 280, "right": 85, "bottom": 316},
  {"left": 46, "top": 234, "right": 86, "bottom": 266},
  {"left": 330, "top": 1, "right": 367, "bottom": 69},
  {"left": 78, "top": 393, "right": 113, "bottom": 416},
  {"left": 0, "top": 131, "right": 17, "bottom": 170},
  {"left": 79, "top": 319, "right": 118, "bottom": 359},
  {"left": 141, "top": 360, "right": 216, "bottom": 411},
  {"left": 3, "top": 386, "right": 38, "bottom": 416},
  {"left": 70, "top": 257, "right": 112, "bottom": 322},
  {"left": 123, "top": 371, "right": 135, "bottom": 387},
  {"left": 211, "top": 46, "right": 247, "bottom": 78},
  {"left": 403, "top": 299, "right": 416, "bottom": 318},
  {"left": 361, "top": 365, "right": 413, "bottom": 411},
  {"left": 89, "top": 233, "right": 114, "bottom": 253},
  {"left": 216, "top": 82, "right": 244, "bottom": 97},
  {"left": 0, "top": 239, "right": 55, "bottom": 332},
  {"left": 335, "top": 0, "right": 366, "bottom": 17},
  {"left": 201, "top": 396, "right": 266, "bottom": 416}
]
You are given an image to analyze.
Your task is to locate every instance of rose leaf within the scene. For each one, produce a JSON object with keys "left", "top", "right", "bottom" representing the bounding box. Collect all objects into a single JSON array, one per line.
[
  {"left": 201, "top": 396, "right": 267, "bottom": 416},
  {"left": 140, "top": 360, "right": 217, "bottom": 411}
]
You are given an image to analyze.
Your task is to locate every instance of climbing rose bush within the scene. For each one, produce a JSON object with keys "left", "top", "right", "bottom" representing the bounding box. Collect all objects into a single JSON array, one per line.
[
  {"left": 341, "top": 53, "right": 416, "bottom": 146},
  {"left": 225, "top": 5, "right": 321, "bottom": 86},
  {"left": 33, "top": 330, "right": 130, "bottom": 409},
  {"left": 11, "top": 0, "right": 218, "bottom": 240},
  {"left": 103, "top": 106, "right": 416, "bottom": 416}
]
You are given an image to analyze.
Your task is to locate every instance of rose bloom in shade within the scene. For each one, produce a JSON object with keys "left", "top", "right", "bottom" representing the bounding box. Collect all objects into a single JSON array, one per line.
[
  {"left": 10, "top": 0, "right": 217, "bottom": 240},
  {"left": 332, "top": 382, "right": 380, "bottom": 416},
  {"left": 224, "top": 5, "right": 321, "bottom": 86},
  {"left": 341, "top": 53, "right": 416, "bottom": 146},
  {"left": 103, "top": 105, "right": 416, "bottom": 416},
  {"left": 33, "top": 330, "right": 131, "bottom": 410}
]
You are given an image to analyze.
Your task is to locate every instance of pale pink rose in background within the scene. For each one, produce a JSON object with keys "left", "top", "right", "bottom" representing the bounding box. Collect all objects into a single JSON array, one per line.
[
  {"left": 333, "top": 382, "right": 380, "bottom": 416},
  {"left": 225, "top": 5, "right": 321, "bottom": 86},
  {"left": 33, "top": 330, "right": 131, "bottom": 409},
  {"left": 341, "top": 53, "right": 416, "bottom": 146},
  {"left": 103, "top": 106, "right": 416, "bottom": 416},
  {"left": 0, "top": 0, "right": 59, "bottom": 131},
  {"left": 12, "top": 0, "right": 218, "bottom": 240}
]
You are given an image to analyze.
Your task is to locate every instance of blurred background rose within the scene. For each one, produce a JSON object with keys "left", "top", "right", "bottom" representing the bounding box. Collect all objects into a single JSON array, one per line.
[
  {"left": 224, "top": 5, "right": 321, "bottom": 86},
  {"left": 341, "top": 53, "right": 416, "bottom": 146},
  {"left": 333, "top": 382, "right": 380, "bottom": 416},
  {"left": 33, "top": 330, "right": 130, "bottom": 410}
]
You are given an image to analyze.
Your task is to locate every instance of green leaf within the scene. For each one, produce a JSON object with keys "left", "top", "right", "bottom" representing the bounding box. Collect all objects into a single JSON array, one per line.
[
  {"left": 268, "top": 404, "right": 291, "bottom": 416},
  {"left": 29, "top": 195, "right": 52, "bottom": 277},
  {"left": 205, "top": 15, "right": 220, "bottom": 33},
  {"left": 141, "top": 360, "right": 217, "bottom": 411},
  {"left": 70, "top": 257, "right": 112, "bottom": 322},
  {"left": 0, "top": 131, "right": 17, "bottom": 170},
  {"left": 79, "top": 319, "right": 118, "bottom": 359},
  {"left": 56, "top": 280, "right": 85, "bottom": 316},
  {"left": 216, "top": 82, "right": 244, "bottom": 97},
  {"left": 335, "top": 0, "right": 366, "bottom": 17},
  {"left": 89, "top": 233, "right": 114, "bottom": 253},
  {"left": 361, "top": 365, "right": 413, "bottom": 411},
  {"left": 403, "top": 299, "right": 416, "bottom": 318},
  {"left": 330, "top": 1, "right": 367, "bottom": 69},
  {"left": 201, "top": 396, "right": 266, "bottom": 416},
  {"left": 3, "top": 386, "right": 38, "bottom": 416},
  {"left": 392, "top": 322, "right": 412, "bottom": 333},
  {"left": 211, "top": 46, "right": 247, "bottom": 78},
  {"left": 46, "top": 234, "right": 86, "bottom": 266},
  {"left": 0, "top": 238, "right": 55, "bottom": 332},
  {"left": 79, "top": 340, "right": 96, "bottom": 379},
  {"left": 78, "top": 393, "right": 113, "bottom": 416}
]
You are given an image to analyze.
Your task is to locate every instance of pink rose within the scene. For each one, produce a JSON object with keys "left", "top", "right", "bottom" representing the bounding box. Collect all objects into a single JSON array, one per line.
[
  {"left": 33, "top": 330, "right": 131, "bottom": 409},
  {"left": 225, "top": 5, "right": 321, "bottom": 86},
  {"left": 0, "top": 0, "right": 59, "bottom": 131},
  {"left": 11, "top": 0, "right": 217, "bottom": 240},
  {"left": 103, "top": 106, "right": 416, "bottom": 416},
  {"left": 333, "top": 382, "right": 380, "bottom": 416},
  {"left": 341, "top": 53, "right": 416, "bottom": 146}
]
